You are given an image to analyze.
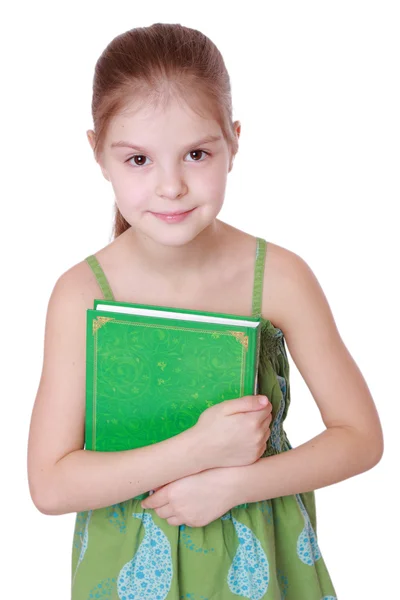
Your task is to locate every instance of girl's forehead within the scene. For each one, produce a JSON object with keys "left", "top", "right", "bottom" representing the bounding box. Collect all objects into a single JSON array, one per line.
[{"left": 107, "top": 100, "right": 220, "bottom": 143}]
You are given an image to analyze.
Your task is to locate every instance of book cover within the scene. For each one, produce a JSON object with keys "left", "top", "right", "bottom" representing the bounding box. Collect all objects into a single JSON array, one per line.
[{"left": 85, "top": 300, "right": 261, "bottom": 454}]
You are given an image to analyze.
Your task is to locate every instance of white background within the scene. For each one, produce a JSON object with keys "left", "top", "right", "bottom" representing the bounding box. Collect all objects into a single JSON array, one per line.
[{"left": 1, "top": 1, "right": 398, "bottom": 598}]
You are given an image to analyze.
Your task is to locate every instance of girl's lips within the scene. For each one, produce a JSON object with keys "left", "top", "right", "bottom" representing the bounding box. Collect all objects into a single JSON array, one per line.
[{"left": 150, "top": 207, "right": 196, "bottom": 223}]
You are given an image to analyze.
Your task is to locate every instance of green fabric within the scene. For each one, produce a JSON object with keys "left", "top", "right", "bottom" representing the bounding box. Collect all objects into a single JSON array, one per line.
[
  {"left": 252, "top": 237, "right": 266, "bottom": 318},
  {"left": 86, "top": 255, "right": 115, "bottom": 301},
  {"left": 74, "top": 238, "right": 337, "bottom": 599}
]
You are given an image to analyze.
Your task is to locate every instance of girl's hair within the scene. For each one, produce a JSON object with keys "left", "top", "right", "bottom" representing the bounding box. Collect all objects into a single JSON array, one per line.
[{"left": 89, "top": 23, "right": 239, "bottom": 239}]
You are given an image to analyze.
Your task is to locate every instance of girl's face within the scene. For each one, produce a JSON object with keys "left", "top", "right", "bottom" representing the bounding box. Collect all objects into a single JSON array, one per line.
[{"left": 88, "top": 96, "right": 238, "bottom": 247}]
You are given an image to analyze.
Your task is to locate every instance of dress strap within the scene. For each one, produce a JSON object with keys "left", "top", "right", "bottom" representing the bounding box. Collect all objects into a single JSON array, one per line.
[
  {"left": 251, "top": 237, "right": 267, "bottom": 317},
  {"left": 85, "top": 255, "right": 116, "bottom": 301}
]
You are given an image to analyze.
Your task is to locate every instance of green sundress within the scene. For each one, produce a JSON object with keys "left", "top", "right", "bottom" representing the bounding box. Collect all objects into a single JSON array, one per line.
[{"left": 71, "top": 237, "right": 337, "bottom": 599}]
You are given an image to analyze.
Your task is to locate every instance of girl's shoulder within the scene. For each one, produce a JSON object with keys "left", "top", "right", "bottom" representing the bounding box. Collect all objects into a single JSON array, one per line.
[
  {"left": 260, "top": 240, "right": 332, "bottom": 333},
  {"left": 258, "top": 239, "right": 302, "bottom": 329},
  {"left": 53, "top": 235, "right": 123, "bottom": 308}
]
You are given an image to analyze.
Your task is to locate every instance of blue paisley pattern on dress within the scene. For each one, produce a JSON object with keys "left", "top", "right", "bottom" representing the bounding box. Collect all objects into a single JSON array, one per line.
[
  {"left": 72, "top": 510, "right": 92, "bottom": 584},
  {"left": 178, "top": 523, "right": 215, "bottom": 554},
  {"left": 117, "top": 512, "right": 173, "bottom": 599},
  {"left": 295, "top": 494, "right": 321, "bottom": 565},
  {"left": 222, "top": 512, "right": 269, "bottom": 599},
  {"left": 277, "top": 568, "right": 289, "bottom": 598},
  {"left": 87, "top": 577, "right": 116, "bottom": 597},
  {"left": 107, "top": 502, "right": 127, "bottom": 533}
]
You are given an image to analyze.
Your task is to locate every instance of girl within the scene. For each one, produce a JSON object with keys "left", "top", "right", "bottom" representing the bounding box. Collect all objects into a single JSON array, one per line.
[{"left": 27, "top": 23, "right": 383, "bottom": 600}]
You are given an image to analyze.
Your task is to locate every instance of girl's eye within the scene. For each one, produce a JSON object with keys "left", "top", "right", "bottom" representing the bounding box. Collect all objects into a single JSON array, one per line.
[
  {"left": 186, "top": 150, "right": 209, "bottom": 162},
  {"left": 126, "top": 155, "right": 150, "bottom": 167},
  {"left": 126, "top": 149, "right": 210, "bottom": 168}
]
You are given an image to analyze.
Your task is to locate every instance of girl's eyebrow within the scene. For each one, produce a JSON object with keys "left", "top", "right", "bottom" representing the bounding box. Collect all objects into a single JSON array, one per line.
[{"left": 110, "top": 134, "right": 222, "bottom": 152}]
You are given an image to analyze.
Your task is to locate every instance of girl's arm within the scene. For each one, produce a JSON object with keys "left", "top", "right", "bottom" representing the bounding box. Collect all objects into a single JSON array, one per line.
[
  {"left": 229, "top": 249, "right": 384, "bottom": 505},
  {"left": 27, "top": 266, "right": 208, "bottom": 516},
  {"left": 230, "top": 424, "right": 381, "bottom": 506}
]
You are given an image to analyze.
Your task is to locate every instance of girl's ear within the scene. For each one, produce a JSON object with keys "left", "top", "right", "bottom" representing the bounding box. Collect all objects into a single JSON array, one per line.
[
  {"left": 228, "top": 120, "right": 241, "bottom": 171},
  {"left": 233, "top": 120, "right": 241, "bottom": 140},
  {"left": 86, "top": 129, "right": 96, "bottom": 152},
  {"left": 87, "top": 130, "right": 111, "bottom": 182}
]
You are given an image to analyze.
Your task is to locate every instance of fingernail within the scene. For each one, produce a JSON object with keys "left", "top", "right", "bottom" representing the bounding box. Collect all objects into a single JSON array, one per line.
[{"left": 259, "top": 396, "right": 268, "bottom": 405}]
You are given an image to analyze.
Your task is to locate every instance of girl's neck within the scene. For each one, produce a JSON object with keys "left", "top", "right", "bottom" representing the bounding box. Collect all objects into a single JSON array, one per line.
[{"left": 121, "top": 219, "right": 229, "bottom": 284}]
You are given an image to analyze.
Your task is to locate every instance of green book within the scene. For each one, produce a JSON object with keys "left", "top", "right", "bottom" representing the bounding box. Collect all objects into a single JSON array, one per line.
[{"left": 85, "top": 299, "right": 262, "bottom": 456}]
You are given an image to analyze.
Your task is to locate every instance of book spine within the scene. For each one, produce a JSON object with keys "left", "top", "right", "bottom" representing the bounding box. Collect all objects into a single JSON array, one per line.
[
  {"left": 242, "top": 323, "right": 261, "bottom": 396},
  {"left": 85, "top": 311, "right": 94, "bottom": 451},
  {"left": 253, "top": 323, "right": 262, "bottom": 395}
]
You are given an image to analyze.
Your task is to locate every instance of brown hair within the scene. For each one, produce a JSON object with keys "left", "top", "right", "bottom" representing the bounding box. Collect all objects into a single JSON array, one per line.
[{"left": 89, "top": 23, "right": 239, "bottom": 239}]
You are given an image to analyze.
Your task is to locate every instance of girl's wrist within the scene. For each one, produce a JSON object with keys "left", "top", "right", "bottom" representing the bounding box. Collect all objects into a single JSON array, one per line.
[
  {"left": 216, "top": 464, "right": 247, "bottom": 507},
  {"left": 188, "top": 424, "right": 215, "bottom": 472}
]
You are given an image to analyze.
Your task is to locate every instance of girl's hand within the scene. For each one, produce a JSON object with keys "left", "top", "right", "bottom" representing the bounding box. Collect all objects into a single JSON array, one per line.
[
  {"left": 141, "top": 467, "right": 239, "bottom": 528},
  {"left": 192, "top": 394, "right": 273, "bottom": 470}
]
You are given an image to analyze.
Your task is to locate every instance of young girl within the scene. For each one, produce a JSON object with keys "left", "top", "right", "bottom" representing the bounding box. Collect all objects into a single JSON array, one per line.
[{"left": 27, "top": 23, "right": 383, "bottom": 600}]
